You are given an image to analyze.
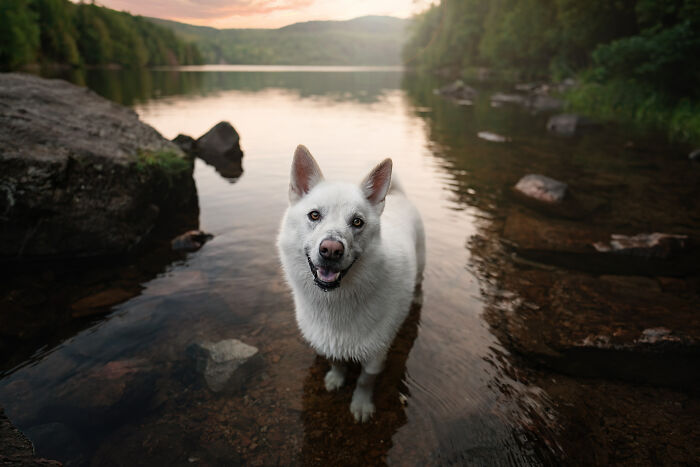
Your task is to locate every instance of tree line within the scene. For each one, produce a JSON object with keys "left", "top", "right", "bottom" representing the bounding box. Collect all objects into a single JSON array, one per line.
[
  {"left": 403, "top": 0, "right": 700, "bottom": 142},
  {"left": 149, "top": 16, "right": 407, "bottom": 66},
  {"left": 0, "top": 0, "right": 202, "bottom": 70}
]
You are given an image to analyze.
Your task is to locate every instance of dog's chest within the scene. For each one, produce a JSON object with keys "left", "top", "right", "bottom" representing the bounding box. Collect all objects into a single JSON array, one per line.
[{"left": 294, "top": 295, "right": 400, "bottom": 361}]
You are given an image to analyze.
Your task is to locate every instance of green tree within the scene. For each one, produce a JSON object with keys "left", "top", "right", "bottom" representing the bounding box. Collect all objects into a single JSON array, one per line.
[
  {"left": 0, "top": 0, "right": 40, "bottom": 68},
  {"left": 32, "top": 0, "right": 81, "bottom": 65}
]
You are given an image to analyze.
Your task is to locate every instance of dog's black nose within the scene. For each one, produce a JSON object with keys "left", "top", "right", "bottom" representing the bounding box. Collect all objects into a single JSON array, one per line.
[{"left": 319, "top": 239, "right": 344, "bottom": 260}]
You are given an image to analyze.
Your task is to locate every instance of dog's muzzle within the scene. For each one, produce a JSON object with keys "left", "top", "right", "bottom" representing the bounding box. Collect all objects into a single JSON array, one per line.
[{"left": 306, "top": 254, "right": 356, "bottom": 291}]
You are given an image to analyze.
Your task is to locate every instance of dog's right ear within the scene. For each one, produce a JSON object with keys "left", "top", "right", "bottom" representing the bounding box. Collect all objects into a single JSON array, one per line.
[{"left": 289, "top": 145, "right": 324, "bottom": 203}]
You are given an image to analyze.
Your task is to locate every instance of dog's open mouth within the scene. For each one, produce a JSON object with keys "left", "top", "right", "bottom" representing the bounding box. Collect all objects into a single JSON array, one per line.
[{"left": 306, "top": 255, "right": 354, "bottom": 291}]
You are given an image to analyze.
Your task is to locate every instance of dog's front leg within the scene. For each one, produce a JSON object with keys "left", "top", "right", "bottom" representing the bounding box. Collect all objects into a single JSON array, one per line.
[
  {"left": 350, "top": 355, "right": 384, "bottom": 422},
  {"left": 324, "top": 363, "right": 346, "bottom": 391}
]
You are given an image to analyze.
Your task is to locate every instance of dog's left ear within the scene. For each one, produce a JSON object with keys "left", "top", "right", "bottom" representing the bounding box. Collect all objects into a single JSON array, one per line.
[{"left": 360, "top": 158, "right": 392, "bottom": 212}]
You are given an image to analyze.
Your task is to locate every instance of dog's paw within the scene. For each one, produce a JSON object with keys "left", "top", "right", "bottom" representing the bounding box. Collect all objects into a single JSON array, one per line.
[
  {"left": 350, "top": 395, "right": 375, "bottom": 423},
  {"left": 324, "top": 368, "right": 345, "bottom": 392}
]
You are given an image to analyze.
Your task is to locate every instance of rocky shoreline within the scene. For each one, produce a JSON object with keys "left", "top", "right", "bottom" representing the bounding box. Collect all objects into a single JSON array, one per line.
[{"left": 0, "top": 73, "right": 241, "bottom": 375}]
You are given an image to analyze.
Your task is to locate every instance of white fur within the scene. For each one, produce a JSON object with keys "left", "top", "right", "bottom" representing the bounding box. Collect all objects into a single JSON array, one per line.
[{"left": 277, "top": 146, "right": 425, "bottom": 422}]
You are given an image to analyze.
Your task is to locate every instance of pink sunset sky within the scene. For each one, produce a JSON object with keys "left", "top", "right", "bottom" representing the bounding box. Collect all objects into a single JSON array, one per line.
[{"left": 89, "top": 0, "right": 434, "bottom": 29}]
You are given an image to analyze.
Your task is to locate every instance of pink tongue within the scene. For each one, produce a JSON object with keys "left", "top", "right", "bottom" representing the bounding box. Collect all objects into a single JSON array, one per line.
[{"left": 317, "top": 267, "right": 340, "bottom": 282}]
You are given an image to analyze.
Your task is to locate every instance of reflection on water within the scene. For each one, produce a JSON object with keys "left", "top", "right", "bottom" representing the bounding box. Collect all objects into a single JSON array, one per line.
[
  {"left": 43, "top": 66, "right": 403, "bottom": 107},
  {"left": 1, "top": 67, "right": 698, "bottom": 465}
]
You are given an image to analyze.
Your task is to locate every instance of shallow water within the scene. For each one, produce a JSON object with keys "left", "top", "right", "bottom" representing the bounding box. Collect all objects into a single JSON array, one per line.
[{"left": 1, "top": 66, "right": 699, "bottom": 465}]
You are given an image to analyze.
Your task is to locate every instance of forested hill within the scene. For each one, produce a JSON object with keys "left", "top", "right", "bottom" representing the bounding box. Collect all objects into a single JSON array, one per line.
[
  {"left": 0, "top": 0, "right": 202, "bottom": 70},
  {"left": 403, "top": 0, "right": 700, "bottom": 143},
  {"left": 148, "top": 16, "right": 407, "bottom": 66}
]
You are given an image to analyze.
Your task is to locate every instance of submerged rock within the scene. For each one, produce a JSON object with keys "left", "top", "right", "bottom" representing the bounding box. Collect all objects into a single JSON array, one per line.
[
  {"left": 40, "top": 358, "right": 157, "bottom": 429},
  {"left": 546, "top": 114, "right": 595, "bottom": 135},
  {"left": 171, "top": 230, "right": 214, "bottom": 252},
  {"left": 593, "top": 233, "right": 689, "bottom": 259},
  {"left": 71, "top": 288, "right": 137, "bottom": 317},
  {"left": 174, "top": 122, "right": 243, "bottom": 181},
  {"left": 502, "top": 211, "right": 699, "bottom": 276},
  {"left": 186, "top": 339, "right": 260, "bottom": 392},
  {"left": 0, "top": 73, "right": 197, "bottom": 261},
  {"left": 513, "top": 174, "right": 567, "bottom": 203},
  {"left": 511, "top": 175, "right": 605, "bottom": 219},
  {"left": 491, "top": 271, "right": 700, "bottom": 386},
  {"left": 477, "top": 131, "right": 510, "bottom": 143}
]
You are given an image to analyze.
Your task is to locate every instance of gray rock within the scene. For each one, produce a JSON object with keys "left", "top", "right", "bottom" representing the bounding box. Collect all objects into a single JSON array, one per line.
[
  {"left": 514, "top": 82, "right": 539, "bottom": 92},
  {"left": 546, "top": 113, "right": 594, "bottom": 135},
  {"left": 0, "top": 73, "right": 197, "bottom": 260},
  {"left": 477, "top": 131, "right": 510, "bottom": 143},
  {"left": 436, "top": 80, "right": 478, "bottom": 101},
  {"left": 593, "top": 233, "right": 689, "bottom": 259},
  {"left": 490, "top": 92, "right": 528, "bottom": 106},
  {"left": 514, "top": 174, "right": 567, "bottom": 203},
  {"left": 187, "top": 339, "right": 259, "bottom": 392},
  {"left": 171, "top": 230, "right": 214, "bottom": 252},
  {"left": 689, "top": 148, "right": 700, "bottom": 161},
  {"left": 502, "top": 210, "right": 700, "bottom": 276},
  {"left": 191, "top": 122, "right": 244, "bottom": 181},
  {"left": 491, "top": 92, "right": 562, "bottom": 112},
  {"left": 530, "top": 94, "right": 564, "bottom": 112},
  {"left": 172, "top": 134, "right": 196, "bottom": 154}
]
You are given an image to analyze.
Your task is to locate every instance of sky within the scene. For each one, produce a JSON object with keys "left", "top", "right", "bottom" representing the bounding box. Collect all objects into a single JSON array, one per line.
[{"left": 90, "top": 0, "right": 434, "bottom": 29}]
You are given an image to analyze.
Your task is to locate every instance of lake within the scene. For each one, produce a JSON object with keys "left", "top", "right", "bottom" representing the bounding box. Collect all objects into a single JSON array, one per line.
[{"left": 1, "top": 66, "right": 698, "bottom": 465}]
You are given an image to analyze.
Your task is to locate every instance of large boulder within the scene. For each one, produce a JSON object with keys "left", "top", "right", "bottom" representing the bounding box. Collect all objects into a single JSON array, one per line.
[{"left": 0, "top": 73, "right": 197, "bottom": 261}]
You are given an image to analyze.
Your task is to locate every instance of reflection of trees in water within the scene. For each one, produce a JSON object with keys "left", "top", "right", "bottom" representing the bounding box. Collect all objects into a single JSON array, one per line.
[
  {"left": 40, "top": 68, "right": 403, "bottom": 106},
  {"left": 300, "top": 292, "right": 421, "bottom": 465},
  {"left": 200, "top": 71, "right": 403, "bottom": 104},
  {"left": 401, "top": 72, "right": 573, "bottom": 463},
  {"left": 401, "top": 72, "right": 700, "bottom": 465}
]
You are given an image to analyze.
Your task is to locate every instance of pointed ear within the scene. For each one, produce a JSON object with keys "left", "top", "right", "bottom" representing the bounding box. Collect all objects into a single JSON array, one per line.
[
  {"left": 360, "top": 158, "right": 392, "bottom": 208},
  {"left": 289, "top": 145, "right": 324, "bottom": 203}
]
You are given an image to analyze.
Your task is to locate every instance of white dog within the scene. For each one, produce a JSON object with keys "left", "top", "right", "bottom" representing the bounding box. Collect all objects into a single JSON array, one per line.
[{"left": 277, "top": 145, "right": 425, "bottom": 422}]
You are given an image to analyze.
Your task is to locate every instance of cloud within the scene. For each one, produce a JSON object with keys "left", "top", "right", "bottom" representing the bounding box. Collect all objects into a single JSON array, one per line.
[{"left": 99, "top": 0, "right": 317, "bottom": 20}]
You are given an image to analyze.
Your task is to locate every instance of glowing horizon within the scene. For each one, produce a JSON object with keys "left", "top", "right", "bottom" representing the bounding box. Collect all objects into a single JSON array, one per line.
[{"left": 86, "top": 0, "right": 434, "bottom": 29}]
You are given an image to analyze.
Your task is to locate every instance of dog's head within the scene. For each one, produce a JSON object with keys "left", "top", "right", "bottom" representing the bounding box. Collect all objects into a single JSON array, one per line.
[{"left": 281, "top": 145, "right": 392, "bottom": 291}]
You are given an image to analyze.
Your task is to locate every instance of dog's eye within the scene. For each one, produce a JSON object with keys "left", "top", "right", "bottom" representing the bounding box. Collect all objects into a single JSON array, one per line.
[
  {"left": 352, "top": 217, "right": 364, "bottom": 228},
  {"left": 308, "top": 210, "right": 321, "bottom": 221}
]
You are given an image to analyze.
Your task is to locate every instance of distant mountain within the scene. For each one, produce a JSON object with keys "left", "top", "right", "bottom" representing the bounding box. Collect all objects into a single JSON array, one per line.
[{"left": 147, "top": 16, "right": 408, "bottom": 66}]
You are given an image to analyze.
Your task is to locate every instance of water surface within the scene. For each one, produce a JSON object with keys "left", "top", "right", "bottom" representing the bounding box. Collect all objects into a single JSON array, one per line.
[{"left": 1, "top": 66, "right": 698, "bottom": 465}]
